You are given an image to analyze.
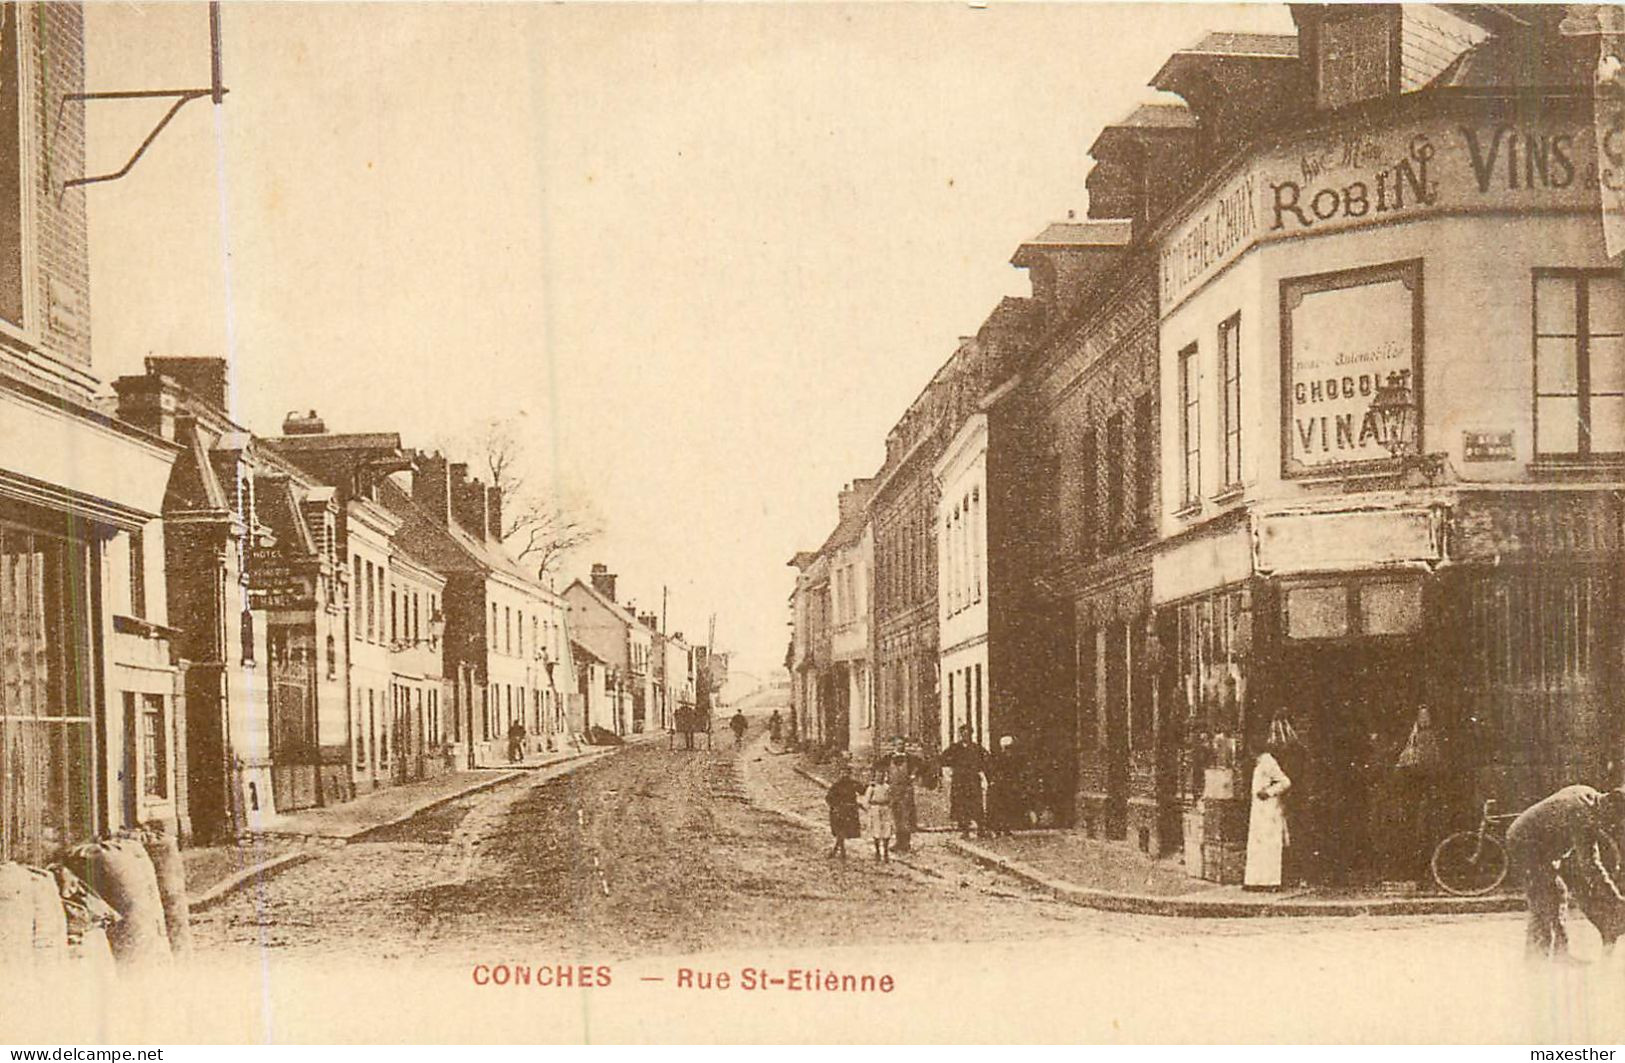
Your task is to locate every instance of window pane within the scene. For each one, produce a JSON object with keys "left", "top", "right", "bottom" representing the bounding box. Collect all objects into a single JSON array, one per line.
[
  {"left": 1537, "top": 396, "right": 1580, "bottom": 454},
  {"left": 1536, "top": 337, "right": 1579, "bottom": 393},
  {"left": 1590, "top": 335, "right": 1625, "bottom": 393},
  {"left": 1361, "top": 582, "right": 1422, "bottom": 635},
  {"left": 1535, "top": 275, "right": 1578, "bottom": 334},
  {"left": 1590, "top": 395, "right": 1625, "bottom": 453},
  {"left": 1590, "top": 275, "right": 1625, "bottom": 335},
  {"left": 1286, "top": 586, "right": 1348, "bottom": 639}
]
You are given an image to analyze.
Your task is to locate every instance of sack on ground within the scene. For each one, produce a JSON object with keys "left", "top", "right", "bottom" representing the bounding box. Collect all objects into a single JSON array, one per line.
[
  {"left": 68, "top": 837, "right": 171, "bottom": 967},
  {"left": 141, "top": 829, "right": 192, "bottom": 957},
  {"left": 27, "top": 865, "right": 67, "bottom": 964},
  {"left": 0, "top": 862, "right": 35, "bottom": 966}
]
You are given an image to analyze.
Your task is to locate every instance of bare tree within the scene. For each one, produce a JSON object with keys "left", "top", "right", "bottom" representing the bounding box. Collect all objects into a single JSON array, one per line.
[{"left": 459, "top": 414, "right": 602, "bottom": 576}]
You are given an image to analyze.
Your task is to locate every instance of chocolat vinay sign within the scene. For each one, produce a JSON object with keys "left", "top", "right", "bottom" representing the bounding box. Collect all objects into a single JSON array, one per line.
[
  {"left": 1159, "top": 110, "right": 1619, "bottom": 313},
  {"left": 1280, "top": 259, "right": 1422, "bottom": 478}
]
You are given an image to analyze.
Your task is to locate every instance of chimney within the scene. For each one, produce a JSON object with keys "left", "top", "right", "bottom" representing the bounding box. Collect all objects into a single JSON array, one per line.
[
  {"left": 589, "top": 563, "right": 617, "bottom": 603},
  {"left": 281, "top": 409, "right": 327, "bottom": 435},
  {"left": 451, "top": 470, "right": 491, "bottom": 540},
  {"left": 144, "top": 357, "right": 230, "bottom": 414},
  {"left": 486, "top": 485, "right": 504, "bottom": 542},
  {"left": 412, "top": 452, "right": 453, "bottom": 527},
  {"left": 112, "top": 371, "right": 181, "bottom": 441}
]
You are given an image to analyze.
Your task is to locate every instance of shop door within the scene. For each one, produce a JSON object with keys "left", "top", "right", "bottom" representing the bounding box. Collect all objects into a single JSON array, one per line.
[
  {"left": 1285, "top": 640, "right": 1421, "bottom": 885},
  {"left": 1103, "top": 622, "right": 1130, "bottom": 841},
  {"left": 269, "top": 651, "right": 318, "bottom": 812}
]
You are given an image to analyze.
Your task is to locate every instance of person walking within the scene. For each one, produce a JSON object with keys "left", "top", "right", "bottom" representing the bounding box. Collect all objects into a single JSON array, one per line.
[
  {"left": 987, "top": 735, "right": 1026, "bottom": 837},
  {"left": 1244, "top": 740, "right": 1293, "bottom": 890},
  {"left": 825, "top": 758, "right": 864, "bottom": 860},
  {"left": 864, "top": 770, "right": 895, "bottom": 862},
  {"left": 1505, "top": 784, "right": 1625, "bottom": 960},
  {"left": 768, "top": 710, "right": 784, "bottom": 746},
  {"left": 942, "top": 725, "right": 988, "bottom": 839},
  {"left": 506, "top": 718, "right": 526, "bottom": 764},
  {"left": 729, "top": 709, "right": 748, "bottom": 749},
  {"left": 880, "top": 739, "right": 924, "bottom": 854}
]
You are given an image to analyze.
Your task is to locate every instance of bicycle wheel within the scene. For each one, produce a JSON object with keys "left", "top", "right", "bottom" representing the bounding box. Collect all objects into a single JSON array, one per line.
[{"left": 1432, "top": 830, "right": 1509, "bottom": 896}]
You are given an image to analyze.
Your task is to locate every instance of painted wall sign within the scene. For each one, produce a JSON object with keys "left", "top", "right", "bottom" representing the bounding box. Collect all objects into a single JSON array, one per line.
[
  {"left": 1160, "top": 110, "right": 1620, "bottom": 313},
  {"left": 1454, "top": 495, "right": 1622, "bottom": 559},
  {"left": 1280, "top": 259, "right": 1423, "bottom": 478},
  {"left": 1253, "top": 508, "right": 1440, "bottom": 574},
  {"left": 1462, "top": 429, "right": 1515, "bottom": 462}
]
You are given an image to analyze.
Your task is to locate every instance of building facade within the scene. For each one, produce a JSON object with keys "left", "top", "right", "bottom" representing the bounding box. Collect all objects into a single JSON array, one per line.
[
  {"left": 1149, "top": 5, "right": 1625, "bottom": 884},
  {"left": 564, "top": 565, "right": 652, "bottom": 737}
]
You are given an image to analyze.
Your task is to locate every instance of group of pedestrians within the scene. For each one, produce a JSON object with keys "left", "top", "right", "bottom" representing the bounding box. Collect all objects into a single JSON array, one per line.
[{"left": 822, "top": 726, "right": 1033, "bottom": 861}]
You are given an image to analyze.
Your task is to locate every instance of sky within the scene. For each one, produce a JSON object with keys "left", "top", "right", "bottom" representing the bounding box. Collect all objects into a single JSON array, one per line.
[{"left": 83, "top": 1, "right": 1294, "bottom": 677}]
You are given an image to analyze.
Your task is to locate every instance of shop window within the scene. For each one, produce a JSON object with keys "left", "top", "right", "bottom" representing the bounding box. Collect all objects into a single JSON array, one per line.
[
  {"left": 1534, "top": 271, "right": 1625, "bottom": 459},
  {"left": 1361, "top": 582, "right": 1423, "bottom": 636},
  {"left": 0, "top": 518, "right": 98, "bottom": 864},
  {"left": 1178, "top": 342, "right": 1201, "bottom": 506},
  {"left": 1129, "top": 622, "right": 1153, "bottom": 751},
  {"left": 1219, "top": 314, "right": 1242, "bottom": 488},
  {"left": 1285, "top": 585, "right": 1349, "bottom": 640},
  {"left": 141, "top": 694, "right": 167, "bottom": 799}
]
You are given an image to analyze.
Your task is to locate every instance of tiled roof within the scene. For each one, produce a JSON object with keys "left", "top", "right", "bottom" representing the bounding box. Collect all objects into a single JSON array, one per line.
[
  {"left": 268, "top": 431, "right": 403, "bottom": 452},
  {"left": 1179, "top": 31, "right": 1298, "bottom": 58},
  {"left": 1018, "top": 219, "right": 1134, "bottom": 248}
]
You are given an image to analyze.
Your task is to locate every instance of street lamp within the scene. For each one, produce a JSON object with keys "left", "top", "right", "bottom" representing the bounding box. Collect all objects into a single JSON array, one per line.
[{"left": 1371, "top": 371, "right": 1416, "bottom": 459}]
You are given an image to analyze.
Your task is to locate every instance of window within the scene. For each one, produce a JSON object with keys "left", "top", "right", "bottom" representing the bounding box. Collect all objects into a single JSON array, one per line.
[
  {"left": 971, "top": 486, "right": 982, "bottom": 603},
  {"left": 1179, "top": 342, "right": 1202, "bottom": 506},
  {"left": 505, "top": 606, "right": 513, "bottom": 655},
  {"left": 1219, "top": 313, "right": 1242, "bottom": 486},
  {"left": 390, "top": 587, "right": 398, "bottom": 645},
  {"left": 365, "top": 561, "right": 376, "bottom": 641},
  {"left": 1134, "top": 393, "right": 1155, "bottom": 537},
  {"left": 1534, "top": 271, "right": 1625, "bottom": 458},
  {"left": 326, "top": 634, "right": 337, "bottom": 679},
  {"left": 0, "top": 5, "right": 25, "bottom": 330},
  {"left": 1078, "top": 428, "right": 1098, "bottom": 558},
  {"left": 127, "top": 531, "right": 146, "bottom": 619},
  {"left": 1105, "top": 413, "right": 1125, "bottom": 546},
  {"left": 354, "top": 704, "right": 365, "bottom": 769},
  {"left": 141, "top": 694, "right": 167, "bottom": 798},
  {"left": 352, "top": 555, "right": 363, "bottom": 637}
]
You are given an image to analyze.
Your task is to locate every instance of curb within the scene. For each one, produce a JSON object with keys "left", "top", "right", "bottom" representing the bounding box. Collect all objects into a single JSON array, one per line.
[
  {"left": 791, "top": 763, "right": 1523, "bottom": 919},
  {"left": 188, "top": 850, "right": 317, "bottom": 912},
  {"left": 946, "top": 836, "right": 1526, "bottom": 919}
]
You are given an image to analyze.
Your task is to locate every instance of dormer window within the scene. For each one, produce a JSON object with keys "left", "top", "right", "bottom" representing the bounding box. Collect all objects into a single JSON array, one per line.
[{"left": 1316, "top": 10, "right": 1397, "bottom": 110}]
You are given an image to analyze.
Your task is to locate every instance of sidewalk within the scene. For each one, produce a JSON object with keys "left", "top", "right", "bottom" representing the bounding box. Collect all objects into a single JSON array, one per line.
[
  {"left": 753, "top": 741, "right": 1523, "bottom": 919},
  {"left": 184, "top": 744, "right": 610, "bottom": 908}
]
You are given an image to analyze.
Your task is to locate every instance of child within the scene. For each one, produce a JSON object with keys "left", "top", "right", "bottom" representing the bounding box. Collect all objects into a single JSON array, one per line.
[
  {"left": 825, "top": 759, "right": 863, "bottom": 859},
  {"left": 865, "top": 771, "right": 895, "bottom": 862}
]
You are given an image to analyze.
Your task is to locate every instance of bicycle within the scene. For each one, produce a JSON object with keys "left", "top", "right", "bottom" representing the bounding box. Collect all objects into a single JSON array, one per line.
[{"left": 1431, "top": 799, "right": 1625, "bottom": 896}]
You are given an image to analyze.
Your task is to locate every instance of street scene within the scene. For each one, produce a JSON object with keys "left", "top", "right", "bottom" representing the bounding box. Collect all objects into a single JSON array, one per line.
[{"left": 6, "top": 0, "right": 1625, "bottom": 1045}]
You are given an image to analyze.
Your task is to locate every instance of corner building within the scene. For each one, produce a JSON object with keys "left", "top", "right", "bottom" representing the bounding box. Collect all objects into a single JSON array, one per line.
[{"left": 1150, "top": 6, "right": 1625, "bottom": 885}]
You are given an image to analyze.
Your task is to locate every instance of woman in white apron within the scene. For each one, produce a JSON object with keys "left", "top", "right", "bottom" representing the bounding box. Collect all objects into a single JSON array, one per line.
[{"left": 1245, "top": 742, "right": 1293, "bottom": 890}]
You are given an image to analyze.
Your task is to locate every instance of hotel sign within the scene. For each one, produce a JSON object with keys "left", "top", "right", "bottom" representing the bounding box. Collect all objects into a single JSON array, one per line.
[
  {"left": 1280, "top": 259, "right": 1422, "bottom": 478},
  {"left": 1160, "top": 111, "right": 1620, "bottom": 313}
]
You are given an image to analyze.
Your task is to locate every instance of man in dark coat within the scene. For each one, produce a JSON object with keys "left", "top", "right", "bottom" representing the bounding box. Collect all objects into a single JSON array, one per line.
[
  {"left": 942, "top": 725, "right": 988, "bottom": 838},
  {"left": 1505, "top": 784, "right": 1625, "bottom": 959},
  {"left": 879, "top": 739, "right": 926, "bottom": 853},
  {"left": 987, "top": 735, "right": 1027, "bottom": 837},
  {"left": 729, "top": 710, "right": 748, "bottom": 749}
]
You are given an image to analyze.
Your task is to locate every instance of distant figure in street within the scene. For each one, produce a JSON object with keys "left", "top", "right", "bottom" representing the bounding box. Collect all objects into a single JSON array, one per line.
[
  {"left": 942, "top": 725, "right": 988, "bottom": 839},
  {"left": 768, "top": 710, "right": 783, "bottom": 746},
  {"left": 1506, "top": 784, "right": 1625, "bottom": 960},
  {"left": 507, "top": 719, "right": 526, "bottom": 763},
  {"left": 825, "top": 758, "right": 863, "bottom": 860},
  {"left": 864, "top": 771, "right": 894, "bottom": 862},
  {"left": 987, "top": 735, "right": 1026, "bottom": 838},
  {"left": 1244, "top": 741, "right": 1293, "bottom": 891},
  {"left": 880, "top": 739, "right": 925, "bottom": 854},
  {"left": 729, "top": 710, "right": 748, "bottom": 749}
]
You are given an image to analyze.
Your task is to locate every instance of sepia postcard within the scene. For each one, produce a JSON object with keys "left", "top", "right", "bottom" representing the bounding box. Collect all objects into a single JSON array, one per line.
[{"left": 3, "top": 0, "right": 1625, "bottom": 1046}]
